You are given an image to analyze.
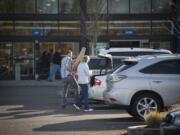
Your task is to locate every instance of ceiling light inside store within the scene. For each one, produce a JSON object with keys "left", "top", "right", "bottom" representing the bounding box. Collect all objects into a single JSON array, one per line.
[
  {"left": 51, "top": 0, "right": 56, "bottom": 2},
  {"left": 46, "top": 3, "right": 51, "bottom": 6}
]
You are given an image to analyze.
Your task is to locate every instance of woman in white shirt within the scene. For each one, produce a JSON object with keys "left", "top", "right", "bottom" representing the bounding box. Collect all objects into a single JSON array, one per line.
[{"left": 73, "top": 55, "right": 93, "bottom": 111}]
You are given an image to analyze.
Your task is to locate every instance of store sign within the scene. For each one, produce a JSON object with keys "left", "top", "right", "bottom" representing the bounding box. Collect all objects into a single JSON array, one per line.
[
  {"left": 32, "top": 29, "right": 43, "bottom": 36},
  {"left": 124, "top": 29, "right": 134, "bottom": 35}
]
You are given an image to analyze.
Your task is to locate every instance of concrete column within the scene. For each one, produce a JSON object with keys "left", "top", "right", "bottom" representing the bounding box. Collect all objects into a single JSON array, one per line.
[{"left": 15, "top": 63, "right": 21, "bottom": 80}]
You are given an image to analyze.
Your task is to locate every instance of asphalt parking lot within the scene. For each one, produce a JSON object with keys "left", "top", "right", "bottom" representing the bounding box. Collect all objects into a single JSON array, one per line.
[{"left": 0, "top": 85, "right": 143, "bottom": 135}]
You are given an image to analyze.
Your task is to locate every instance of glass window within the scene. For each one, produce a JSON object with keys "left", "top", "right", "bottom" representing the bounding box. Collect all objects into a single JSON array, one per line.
[
  {"left": 86, "top": 21, "right": 108, "bottom": 36},
  {"left": 13, "top": 43, "right": 34, "bottom": 79},
  {"left": 112, "top": 58, "right": 124, "bottom": 69},
  {"left": 15, "top": 21, "right": 59, "bottom": 36},
  {"left": 108, "top": 21, "right": 151, "bottom": 36},
  {"left": 152, "top": 0, "right": 172, "bottom": 13},
  {"left": 116, "top": 61, "right": 137, "bottom": 73},
  {"left": 37, "top": 0, "right": 58, "bottom": 14},
  {"left": 43, "top": 21, "right": 59, "bottom": 36},
  {"left": 89, "top": 58, "right": 105, "bottom": 70},
  {"left": 108, "top": 0, "right": 129, "bottom": 14},
  {"left": 15, "top": 0, "right": 35, "bottom": 13},
  {"left": 149, "top": 41, "right": 173, "bottom": 51},
  {"left": 0, "top": 43, "right": 13, "bottom": 80},
  {"left": 0, "top": 0, "right": 13, "bottom": 13},
  {"left": 59, "top": 0, "right": 80, "bottom": 14},
  {"left": 152, "top": 21, "right": 172, "bottom": 35},
  {"left": 87, "top": 0, "right": 107, "bottom": 14},
  {"left": 0, "top": 21, "right": 14, "bottom": 36},
  {"left": 59, "top": 21, "right": 80, "bottom": 36},
  {"left": 130, "top": 0, "right": 150, "bottom": 13},
  {"left": 140, "top": 60, "right": 180, "bottom": 74}
]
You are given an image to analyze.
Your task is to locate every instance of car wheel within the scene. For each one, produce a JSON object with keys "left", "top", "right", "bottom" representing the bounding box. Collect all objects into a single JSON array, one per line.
[
  {"left": 132, "top": 93, "right": 162, "bottom": 119},
  {"left": 126, "top": 108, "right": 136, "bottom": 117}
]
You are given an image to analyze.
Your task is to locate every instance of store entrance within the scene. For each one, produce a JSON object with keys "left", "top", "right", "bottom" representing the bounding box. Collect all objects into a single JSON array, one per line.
[
  {"left": 0, "top": 43, "right": 13, "bottom": 80},
  {"left": 11, "top": 41, "right": 80, "bottom": 80},
  {"left": 13, "top": 42, "right": 34, "bottom": 80},
  {"left": 35, "top": 42, "right": 79, "bottom": 80}
]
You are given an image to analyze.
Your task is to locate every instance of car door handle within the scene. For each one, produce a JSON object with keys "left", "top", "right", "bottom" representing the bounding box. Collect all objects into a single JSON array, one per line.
[{"left": 152, "top": 81, "right": 162, "bottom": 83}]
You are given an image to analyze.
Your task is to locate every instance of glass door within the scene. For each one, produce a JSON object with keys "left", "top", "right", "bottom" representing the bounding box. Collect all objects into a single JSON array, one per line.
[
  {"left": 35, "top": 42, "right": 54, "bottom": 79},
  {"left": 0, "top": 43, "right": 13, "bottom": 80},
  {"left": 13, "top": 42, "right": 34, "bottom": 80}
]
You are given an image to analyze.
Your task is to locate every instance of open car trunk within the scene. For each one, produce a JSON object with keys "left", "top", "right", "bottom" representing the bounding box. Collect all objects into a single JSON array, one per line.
[{"left": 90, "top": 54, "right": 113, "bottom": 87}]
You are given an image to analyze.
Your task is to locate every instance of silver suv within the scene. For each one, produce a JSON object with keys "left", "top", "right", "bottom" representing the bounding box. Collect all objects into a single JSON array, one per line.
[{"left": 104, "top": 54, "right": 180, "bottom": 118}]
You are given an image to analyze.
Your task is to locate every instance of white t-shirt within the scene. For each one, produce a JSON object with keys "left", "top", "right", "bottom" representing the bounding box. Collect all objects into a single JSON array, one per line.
[{"left": 77, "top": 63, "right": 92, "bottom": 84}]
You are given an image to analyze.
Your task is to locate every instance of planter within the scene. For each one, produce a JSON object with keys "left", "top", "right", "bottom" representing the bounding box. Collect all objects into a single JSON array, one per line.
[{"left": 127, "top": 125, "right": 160, "bottom": 135}]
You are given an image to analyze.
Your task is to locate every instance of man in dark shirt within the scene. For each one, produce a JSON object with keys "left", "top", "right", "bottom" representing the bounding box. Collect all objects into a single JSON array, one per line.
[{"left": 48, "top": 47, "right": 62, "bottom": 81}]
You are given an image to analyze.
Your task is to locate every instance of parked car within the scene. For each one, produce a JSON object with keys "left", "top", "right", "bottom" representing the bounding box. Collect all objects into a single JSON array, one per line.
[
  {"left": 89, "top": 54, "right": 126, "bottom": 101},
  {"left": 89, "top": 49, "right": 172, "bottom": 101},
  {"left": 99, "top": 48, "right": 172, "bottom": 57},
  {"left": 104, "top": 54, "right": 180, "bottom": 118},
  {"left": 161, "top": 109, "right": 180, "bottom": 135}
]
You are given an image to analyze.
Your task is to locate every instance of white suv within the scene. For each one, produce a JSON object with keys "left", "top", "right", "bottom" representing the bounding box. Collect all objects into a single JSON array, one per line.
[
  {"left": 104, "top": 54, "right": 180, "bottom": 118},
  {"left": 99, "top": 48, "right": 172, "bottom": 57}
]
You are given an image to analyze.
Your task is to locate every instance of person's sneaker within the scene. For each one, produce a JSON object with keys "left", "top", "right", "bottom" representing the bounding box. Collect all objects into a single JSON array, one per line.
[
  {"left": 84, "top": 108, "right": 93, "bottom": 112},
  {"left": 73, "top": 104, "right": 81, "bottom": 111}
]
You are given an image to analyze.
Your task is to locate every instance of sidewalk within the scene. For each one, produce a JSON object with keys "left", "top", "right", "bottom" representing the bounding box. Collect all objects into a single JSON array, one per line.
[{"left": 0, "top": 80, "right": 63, "bottom": 87}]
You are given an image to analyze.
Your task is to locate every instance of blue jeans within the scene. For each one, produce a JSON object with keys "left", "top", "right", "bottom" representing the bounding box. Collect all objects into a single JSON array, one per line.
[
  {"left": 75, "top": 84, "right": 89, "bottom": 109},
  {"left": 48, "top": 64, "right": 61, "bottom": 81}
]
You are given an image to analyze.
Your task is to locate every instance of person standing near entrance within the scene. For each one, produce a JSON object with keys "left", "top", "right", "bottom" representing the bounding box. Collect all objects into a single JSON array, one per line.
[
  {"left": 73, "top": 55, "right": 93, "bottom": 112},
  {"left": 61, "top": 50, "right": 79, "bottom": 109},
  {"left": 48, "top": 47, "right": 62, "bottom": 81},
  {"left": 37, "top": 51, "right": 50, "bottom": 80}
]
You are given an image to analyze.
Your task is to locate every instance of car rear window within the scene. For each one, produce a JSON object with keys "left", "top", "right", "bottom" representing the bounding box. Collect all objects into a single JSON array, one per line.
[
  {"left": 88, "top": 58, "right": 106, "bottom": 70},
  {"left": 112, "top": 58, "right": 124, "bottom": 68},
  {"left": 111, "top": 61, "right": 138, "bottom": 73}
]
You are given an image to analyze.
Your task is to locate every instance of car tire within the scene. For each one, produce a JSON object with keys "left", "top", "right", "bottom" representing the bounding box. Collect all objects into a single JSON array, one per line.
[
  {"left": 131, "top": 93, "right": 162, "bottom": 119},
  {"left": 126, "top": 108, "right": 136, "bottom": 117}
]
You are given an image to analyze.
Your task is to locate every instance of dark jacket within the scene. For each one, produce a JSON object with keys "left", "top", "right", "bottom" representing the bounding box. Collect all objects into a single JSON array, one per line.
[{"left": 52, "top": 52, "right": 62, "bottom": 65}]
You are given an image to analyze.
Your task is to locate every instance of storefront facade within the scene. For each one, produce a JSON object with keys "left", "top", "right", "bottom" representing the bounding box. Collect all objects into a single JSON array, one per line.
[{"left": 0, "top": 0, "right": 178, "bottom": 80}]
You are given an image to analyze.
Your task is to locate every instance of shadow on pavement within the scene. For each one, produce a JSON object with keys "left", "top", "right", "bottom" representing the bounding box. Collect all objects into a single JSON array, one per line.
[
  {"left": 33, "top": 117, "right": 141, "bottom": 132},
  {"left": 0, "top": 86, "right": 128, "bottom": 120}
]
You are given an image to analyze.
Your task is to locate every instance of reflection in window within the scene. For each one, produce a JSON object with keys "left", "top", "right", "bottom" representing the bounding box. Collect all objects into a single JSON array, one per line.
[
  {"left": 43, "top": 21, "right": 59, "bottom": 36},
  {"left": 150, "top": 42, "right": 172, "bottom": 51},
  {"left": 0, "top": 0, "right": 13, "bottom": 13},
  {"left": 37, "top": 0, "right": 58, "bottom": 14},
  {"left": 0, "top": 21, "right": 14, "bottom": 35},
  {"left": 86, "top": 21, "right": 107, "bottom": 36},
  {"left": 59, "top": 0, "right": 79, "bottom": 14},
  {"left": 152, "top": 0, "right": 172, "bottom": 13},
  {"left": 0, "top": 43, "right": 12, "bottom": 80},
  {"left": 152, "top": 21, "right": 172, "bottom": 35},
  {"left": 15, "top": 21, "right": 59, "bottom": 36},
  {"left": 87, "top": 0, "right": 107, "bottom": 14},
  {"left": 59, "top": 21, "right": 80, "bottom": 35},
  {"left": 15, "top": 0, "right": 35, "bottom": 13},
  {"left": 108, "top": 0, "right": 129, "bottom": 13},
  {"left": 108, "top": 21, "right": 151, "bottom": 36},
  {"left": 13, "top": 43, "right": 34, "bottom": 77},
  {"left": 130, "top": 0, "right": 150, "bottom": 13}
]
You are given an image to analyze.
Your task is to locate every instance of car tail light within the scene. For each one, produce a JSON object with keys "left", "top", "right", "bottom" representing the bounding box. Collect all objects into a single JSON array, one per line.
[
  {"left": 95, "top": 78, "right": 101, "bottom": 86},
  {"left": 112, "top": 74, "right": 127, "bottom": 82}
]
